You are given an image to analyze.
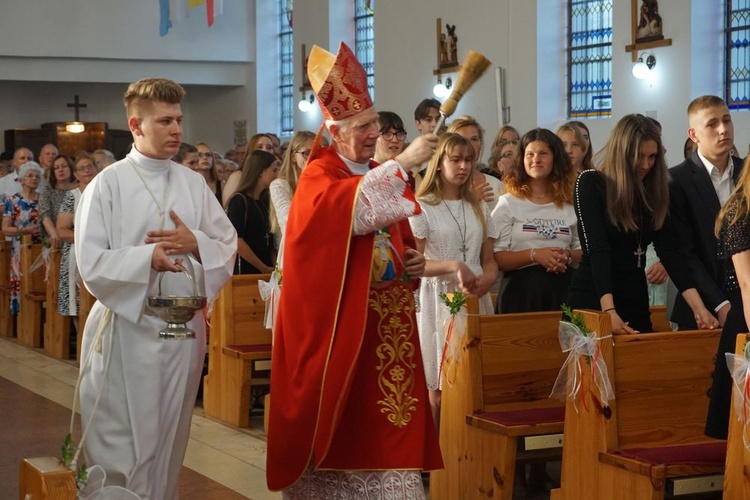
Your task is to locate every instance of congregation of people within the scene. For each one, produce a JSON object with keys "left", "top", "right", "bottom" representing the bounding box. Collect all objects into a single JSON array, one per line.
[{"left": 4, "top": 67, "right": 748, "bottom": 498}]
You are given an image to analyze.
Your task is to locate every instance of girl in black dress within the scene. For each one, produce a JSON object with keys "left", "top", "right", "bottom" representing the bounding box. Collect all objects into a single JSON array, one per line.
[
  {"left": 226, "top": 150, "right": 279, "bottom": 275},
  {"left": 707, "top": 161, "right": 750, "bottom": 438},
  {"left": 566, "top": 114, "right": 718, "bottom": 333}
]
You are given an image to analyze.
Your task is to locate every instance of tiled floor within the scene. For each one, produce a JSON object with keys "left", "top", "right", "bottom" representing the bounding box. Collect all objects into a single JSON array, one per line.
[{"left": 0, "top": 337, "right": 279, "bottom": 499}]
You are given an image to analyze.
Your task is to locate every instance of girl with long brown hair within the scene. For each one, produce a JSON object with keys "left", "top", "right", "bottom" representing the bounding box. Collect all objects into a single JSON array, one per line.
[{"left": 566, "top": 114, "right": 718, "bottom": 333}]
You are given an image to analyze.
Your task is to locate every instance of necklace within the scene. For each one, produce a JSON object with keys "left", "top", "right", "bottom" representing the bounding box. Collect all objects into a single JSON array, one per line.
[
  {"left": 250, "top": 195, "right": 271, "bottom": 246},
  {"left": 443, "top": 199, "right": 468, "bottom": 261},
  {"left": 634, "top": 208, "right": 645, "bottom": 268},
  {"left": 129, "top": 158, "right": 169, "bottom": 230}
]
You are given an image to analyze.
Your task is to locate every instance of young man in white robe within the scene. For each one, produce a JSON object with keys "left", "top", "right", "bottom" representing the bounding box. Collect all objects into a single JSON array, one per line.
[{"left": 74, "top": 77, "right": 237, "bottom": 499}]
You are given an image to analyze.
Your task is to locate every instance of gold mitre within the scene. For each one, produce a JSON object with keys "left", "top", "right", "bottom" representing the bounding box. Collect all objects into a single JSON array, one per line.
[{"left": 307, "top": 42, "right": 373, "bottom": 121}]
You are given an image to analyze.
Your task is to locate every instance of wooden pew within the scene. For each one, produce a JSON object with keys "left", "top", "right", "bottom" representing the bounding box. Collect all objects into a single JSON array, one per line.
[
  {"left": 551, "top": 310, "right": 724, "bottom": 500},
  {"left": 431, "top": 295, "right": 567, "bottom": 500},
  {"left": 649, "top": 304, "right": 672, "bottom": 333},
  {"left": 17, "top": 235, "right": 46, "bottom": 348},
  {"left": 0, "top": 241, "right": 13, "bottom": 337},
  {"left": 724, "top": 332, "right": 750, "bottom": 497},
  {"left": 203, "top": 273, "right": 271, "bottom": 428},
  {"left": 43, "top": 247, "right": 71, "bottom": 359}
]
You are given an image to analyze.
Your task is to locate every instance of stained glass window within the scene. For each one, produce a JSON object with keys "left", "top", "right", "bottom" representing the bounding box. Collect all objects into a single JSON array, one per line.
[
  {"left": 567, "top": 0, "right": 613, "bottom": 119},
  {"left": 354, "top": 0, "right": 375, "bottom": 99},
  {"left": 727, "top": 0, "right": 750, "bottom": 110},
  {"left": 279, "top": 0, "right": 294, "bottom": 135}
]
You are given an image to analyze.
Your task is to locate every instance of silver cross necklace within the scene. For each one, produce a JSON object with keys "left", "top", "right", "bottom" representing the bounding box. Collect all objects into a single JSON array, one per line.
[{"left": 443, "top": 199, "right": 468, "bottom": 261}]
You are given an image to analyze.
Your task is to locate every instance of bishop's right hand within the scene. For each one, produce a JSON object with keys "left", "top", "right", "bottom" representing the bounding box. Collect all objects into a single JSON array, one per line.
[{"left": 396, "top": 133, "right": 439, "bottom": 172}]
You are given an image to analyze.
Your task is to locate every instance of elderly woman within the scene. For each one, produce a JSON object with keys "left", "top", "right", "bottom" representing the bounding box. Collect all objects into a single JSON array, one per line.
[
  {"left": 56, "top": 153, "right": 98, "bottom": 321},
  {"left": 2, "top": 161, "right": 43, "bottom": 315},
  {"left": 373, "top": 111, "right": 407, "bottom": 164},
  {"left": 39, "top": 154, "right": 78, "bottom": 249}
]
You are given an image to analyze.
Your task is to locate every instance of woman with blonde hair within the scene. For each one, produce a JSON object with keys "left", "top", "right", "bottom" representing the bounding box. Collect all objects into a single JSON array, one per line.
[
  {"left": 566, "top": 114, "right": 718, "bottom": 333},
  {"left": 270, "top": 131, "right": 316, "bottom": 241},
  {"left": 492, "top": 128, "right": 580, "bottom": 313},
  {"left": 556, "top": 121, "right": 594, "bottom": 173},
  {"left": 410, "top": 133, "right": 499, "bottom": 430},
  {"left": 447, "top": 115, "right": 500, "bottom": 207},
  {"left": 707, "top": 157, "right": 750, "bottom": 439}
]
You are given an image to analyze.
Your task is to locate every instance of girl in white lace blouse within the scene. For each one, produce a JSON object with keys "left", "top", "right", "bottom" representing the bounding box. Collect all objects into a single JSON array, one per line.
[
  {"left": 269, "top": 131, "right": 316, "bottom": 250},
  {"left": 409, "top": 133, "right": 499, "bottom": 431}
]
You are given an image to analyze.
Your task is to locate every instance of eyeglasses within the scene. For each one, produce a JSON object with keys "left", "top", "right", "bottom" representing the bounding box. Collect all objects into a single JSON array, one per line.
[
  {"left": 500, "top": 152, "right": 514, "bottom": 159},
  {"left": 381, "top": 131, "right": 406, "bottom": 141},
  {"left": 197, "top": 152, "right": 213, "bottom": 159},
  {"left": 295, "top": 149, "right": 311, "bottom": 159},
  {"left": 75, "top": 164, "right": 96, "bottom": 172}
]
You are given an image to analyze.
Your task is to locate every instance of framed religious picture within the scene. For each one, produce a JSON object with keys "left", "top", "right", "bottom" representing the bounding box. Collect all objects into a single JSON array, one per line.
[{"left": 635, "top": 0, "right": 663, "bottom": 43}]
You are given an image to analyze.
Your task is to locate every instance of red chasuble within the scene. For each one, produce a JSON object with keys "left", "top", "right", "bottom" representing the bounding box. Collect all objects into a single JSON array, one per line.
[{"left": 266, "top": 147, "right": 443, "bottom": 491}]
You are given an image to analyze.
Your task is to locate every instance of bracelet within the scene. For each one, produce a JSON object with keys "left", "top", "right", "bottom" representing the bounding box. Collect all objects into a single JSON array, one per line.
[
  {"left": 603, "top": 307, "right": 616, "bottom": 312},
  {"left": 530, "top": 248, "right": 537, "bottom": 263}
]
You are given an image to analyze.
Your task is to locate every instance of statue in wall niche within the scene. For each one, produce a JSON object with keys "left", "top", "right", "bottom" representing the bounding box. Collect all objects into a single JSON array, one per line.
[
  {"left": 637, "top": 0, "right": 663, "bottom": 43},
  {"left": 439, "top": 23, "right": 458, "bottom": 68}
]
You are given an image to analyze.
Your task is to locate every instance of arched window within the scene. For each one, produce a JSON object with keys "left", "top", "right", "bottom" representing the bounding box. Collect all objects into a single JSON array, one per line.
[
  {"left": 726, "top": 0, "right": 750, "bottom": 110},
  {"left": 567, "top": 0, "right": 613, "bottom": 118},
  {"left": 279, "top": 0, "right": 294, "bottom": 135},
  {"left": 354, "top": 0, "right": 375, "bottom": 98}
]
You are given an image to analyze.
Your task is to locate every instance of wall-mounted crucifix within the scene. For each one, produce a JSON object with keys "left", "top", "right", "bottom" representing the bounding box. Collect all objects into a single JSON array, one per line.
[{"left": 66, "top": 95, "right": 87, "bottom": 121}]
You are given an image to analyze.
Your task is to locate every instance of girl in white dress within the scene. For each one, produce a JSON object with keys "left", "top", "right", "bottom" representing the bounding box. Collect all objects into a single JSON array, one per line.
[{"left": 410, "top": 133, "right": 499, "bottom": 430}]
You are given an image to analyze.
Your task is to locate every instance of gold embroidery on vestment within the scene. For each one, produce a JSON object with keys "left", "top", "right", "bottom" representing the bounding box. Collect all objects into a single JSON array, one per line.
[{"left": 369, "top": 286, "right": 418, "bottom": 428}]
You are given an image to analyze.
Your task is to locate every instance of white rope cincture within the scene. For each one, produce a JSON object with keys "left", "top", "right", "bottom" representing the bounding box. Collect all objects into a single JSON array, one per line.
[
  {"left": 550, "top": 321, "right": 614, "bottom": 413},
  {"left": 69, "top": 307, "right": 114, "bottom": 473}
]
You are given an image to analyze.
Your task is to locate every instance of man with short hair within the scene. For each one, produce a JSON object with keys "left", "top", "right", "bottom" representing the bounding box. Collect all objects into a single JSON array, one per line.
[
  {"left": 38, "top": 143, "right": 58, "bottom": 172},
  {"left": 414, "top": 97, "right": 441, "bottom": 136},
  {"left": 667, "top": 95, "right": 743, "bottom": 439},
  {"left": 267, "top": 42, "right": 443, "bottom": 498},
  {"left": 0, "top": 147, "right": 34, "bottom": 200},
  {"left": 75, "top": 77, "right": 236, "bottom": 498}
]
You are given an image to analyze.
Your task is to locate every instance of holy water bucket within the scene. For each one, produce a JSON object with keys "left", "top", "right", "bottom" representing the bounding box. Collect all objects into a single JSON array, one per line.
[{"left": 147, "top": 259, "right": 206, "bottom": 339}]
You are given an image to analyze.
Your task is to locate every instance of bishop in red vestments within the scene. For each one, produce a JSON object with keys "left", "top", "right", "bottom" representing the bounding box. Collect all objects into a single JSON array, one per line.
[{"left": 266, "top": 42, "right": 443, "bottom": 497}]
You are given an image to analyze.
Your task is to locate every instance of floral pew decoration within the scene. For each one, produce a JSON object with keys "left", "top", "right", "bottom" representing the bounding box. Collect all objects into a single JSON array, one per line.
[
  {"left": 438, "top": 291, "right": 468, "bottom": 386},
  {"left": 727, "top": 341, "right": 750, "bottom": 451},
  {"left": 550, "top": 305, "right": 614, "bottom": 413},
  {"left": 258, "top": 264, "right": 282, "bottom": 332}
]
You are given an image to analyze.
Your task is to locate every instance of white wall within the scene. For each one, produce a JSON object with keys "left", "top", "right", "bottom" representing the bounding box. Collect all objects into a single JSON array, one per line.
[{"left": 0, "top": 0, "right": 256, "bottom": 153}]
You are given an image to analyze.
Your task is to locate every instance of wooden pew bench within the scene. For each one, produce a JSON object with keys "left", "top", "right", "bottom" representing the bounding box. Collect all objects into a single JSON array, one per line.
[
  {"left": 0, "top": 241, "right": 13, "bottom": 337},
  {"left": 43, "top": 247, "right": 71, "bottom": 359},
  {"left": 431, "top": 296, "right": 567, "bottom": 500},
  {"left": 202, "top": 273, "right": 271, "bottom": 428},
  {"left": 552, "top": 310, "right": 724, "bottom": 500},
  {"left": 17, "top": 236, "right": 46, "bottom": 348},
  {"left": 724, "top": 333, "right": 750, "bottom": 497}
]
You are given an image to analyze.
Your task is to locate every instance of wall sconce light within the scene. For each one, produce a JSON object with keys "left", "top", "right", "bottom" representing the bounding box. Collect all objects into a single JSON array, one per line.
[
  {"left": 65, "top": 121, "right": 85, "bottom": 134},
  {"left": 298, "top": 92, "right": 315, "bottom": 112},
  {"left": 632, "top": 52, "right": 656, "bottom": 80},
  {"left": 433, "top": 77, "right": 453, "bottom": 98}
]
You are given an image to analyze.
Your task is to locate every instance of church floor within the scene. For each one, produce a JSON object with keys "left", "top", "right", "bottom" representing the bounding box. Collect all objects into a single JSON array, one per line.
[{"left": 0, "top": 337, "right": 279, "bottom": 500}]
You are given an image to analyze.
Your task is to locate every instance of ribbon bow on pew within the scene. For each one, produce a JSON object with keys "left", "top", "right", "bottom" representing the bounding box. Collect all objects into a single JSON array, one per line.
[
  {"left": 550, "top": 320, "right": 614, "bottom": 413},
  {"left": 258, "top": 268, "right": 282, "bottom": 332},
  {"left": 726, "top": 344, "right": 750, "bottom": 451}
]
